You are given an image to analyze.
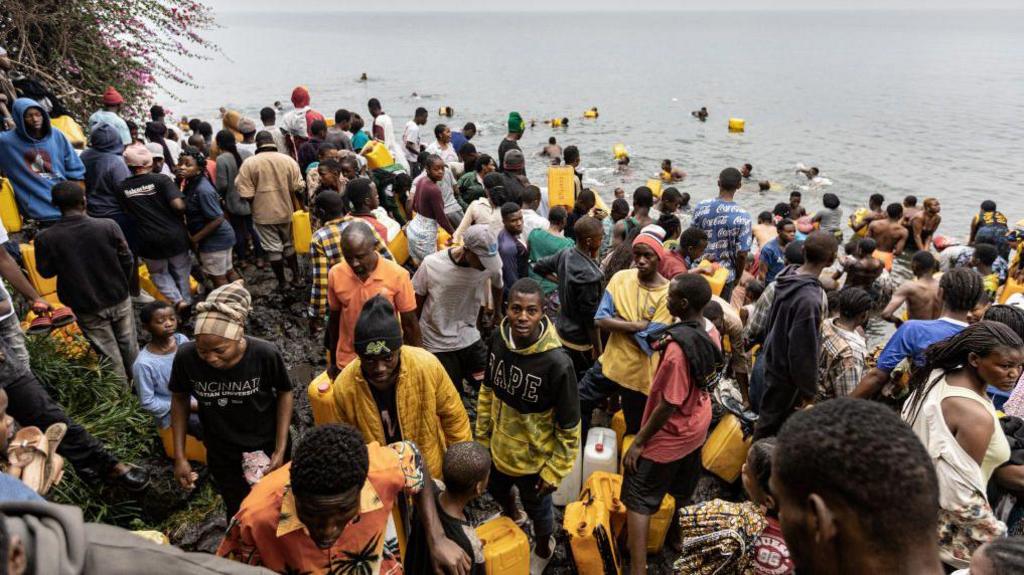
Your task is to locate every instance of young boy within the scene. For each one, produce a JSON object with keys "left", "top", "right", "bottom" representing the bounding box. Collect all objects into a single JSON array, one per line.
[
  {"left": 405, "top": 441, "right": 490, "bottom": 575},
  {"left": 622, "top": 274, "right": 723, "bottom": 575},
  {"left": 133, "top": 301, "right": 201, "bottom": 437},
  {"left": 880, "top": 251, "right": 940, "bottom": 325},
  {"left": 497, "top": 201, "right": 528, "bottom": 299},
  {"left": 834, "top": 238, "right": 883, "bottom": 292},
  {"left": 476, "top": 278, "right": 580, "bottom": 574},
  {"left": 972, "top": 242, "right": 1000, "bottom": 299}
]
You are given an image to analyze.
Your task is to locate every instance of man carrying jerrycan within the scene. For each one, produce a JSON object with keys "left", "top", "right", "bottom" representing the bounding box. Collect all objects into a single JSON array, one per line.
[{"left": 475, "top": 277, "right": 580, "bottom": 575}]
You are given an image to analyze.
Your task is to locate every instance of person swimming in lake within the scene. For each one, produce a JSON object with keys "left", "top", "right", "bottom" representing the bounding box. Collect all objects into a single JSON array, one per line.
[
  {"left": 834, "top": 237, "right": 884, "bottom": 294},
  {"left": 797, "top": 166, "right": 820, "bottom": 180},
  {"left": 691, "top": 106, "right": 708, "bottom": 121},
  {"left": 359, "top": 72, "right": 368, "bottom": 81},
  {"left": 660, "top": 159, "right": 686, "bottom": 183},
  {"left": 741, "top": 163, "right": 753, "bottom": 179},
  {"left": 540, "top": 136, "right": 561, "bottom": 164}
]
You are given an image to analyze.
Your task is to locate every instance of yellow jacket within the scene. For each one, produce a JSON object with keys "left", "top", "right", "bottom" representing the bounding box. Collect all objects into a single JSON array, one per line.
[{"left": 330, "top": 346, "right": 471, "bottom": 478}]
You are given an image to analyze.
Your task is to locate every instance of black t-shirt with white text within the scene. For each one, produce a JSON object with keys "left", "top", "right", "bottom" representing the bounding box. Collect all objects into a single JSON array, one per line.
[
  {"left": 168, "top": 337, "right": 292, "bottom": 451},
  {"left": 115, "top": 172, "right": 190, "bottom": 259}
]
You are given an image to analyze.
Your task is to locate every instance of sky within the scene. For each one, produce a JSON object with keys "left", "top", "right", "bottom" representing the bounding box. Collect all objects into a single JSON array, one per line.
[{"left": 206, "top": 0, "right": 1021, "bottom": 12}]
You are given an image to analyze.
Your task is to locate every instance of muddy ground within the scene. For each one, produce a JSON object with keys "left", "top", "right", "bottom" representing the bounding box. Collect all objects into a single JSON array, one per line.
[{"left": 165, "top": 261, "right": 742, "bottom": 573}]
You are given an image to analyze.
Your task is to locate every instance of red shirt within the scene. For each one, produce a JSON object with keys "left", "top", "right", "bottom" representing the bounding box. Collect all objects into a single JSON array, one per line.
[
  {"left": 358, "top": 214, "right": 390, "bottom": 244},
  {"left": 659, "top": 250, "right": 689, "bottom": 279},
  {"left": 638, "top": 342, "right": 712, "bottom": 463},
  {"left": 752, "top": 516, "right": 795, "bottom": 575}
]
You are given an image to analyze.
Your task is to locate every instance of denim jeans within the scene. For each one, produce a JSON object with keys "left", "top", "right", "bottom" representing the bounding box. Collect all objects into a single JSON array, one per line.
[
  {"left": 487, "top": 466, "right": 555, "bottom": 539},
  {"left": 76, "top": 297, "right": 138, "bottom": 383},
  {"left": 143, "top": 252, "right": 192, "bottom": 304},
  {"left": 0, "top": 312, "right": 30, "bottom": 373}
]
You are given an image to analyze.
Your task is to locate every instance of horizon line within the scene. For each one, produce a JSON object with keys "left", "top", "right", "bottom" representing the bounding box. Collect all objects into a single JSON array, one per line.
[{"left": 214, "top": 7, "right": 1024, "bottom": 13}]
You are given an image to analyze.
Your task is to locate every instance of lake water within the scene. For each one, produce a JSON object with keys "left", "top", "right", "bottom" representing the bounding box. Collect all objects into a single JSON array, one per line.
[{"left": 168, "top": 10, "right": 1024, "bottom": 235}]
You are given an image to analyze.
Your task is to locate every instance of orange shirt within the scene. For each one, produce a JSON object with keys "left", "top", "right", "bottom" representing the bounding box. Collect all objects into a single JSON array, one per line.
[
  {"left": 327, "top": 257, "right": 416, "bottom": 368},
  {"left": 218, "top": 441, "right": 424, "bottom": 575}
]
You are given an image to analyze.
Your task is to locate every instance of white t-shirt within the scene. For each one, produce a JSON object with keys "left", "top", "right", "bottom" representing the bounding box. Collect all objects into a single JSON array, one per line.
[
  {"left": 0, "top": 222, "right": 14, "bottom": 322},
  {"left": 521, "top": 208, "right": 548, "bottom": 241},
  {"left": 426, "top": 141, "right": 459, "bottom": 164},
  {"left": 412, "top": 248, "right": 501, "bottom": 352},
  {"left": 402, "top": 121, "right": 422, "bottom": 163}
]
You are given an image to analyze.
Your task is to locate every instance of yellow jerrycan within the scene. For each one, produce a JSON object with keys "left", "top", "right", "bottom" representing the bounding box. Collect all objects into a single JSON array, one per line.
[
  {"left": 548, "top": 166, "right": 576, "bottom": 209},
  {"left": 0, "top": 178, "right": 22, "bottom": 233},
  {"left": 475, "top": 516, "right": 529, "bottom": 575},
  {"left": 362, "top": 140, "right": 395, "bottom": 170},
  {"left": 292, "top": 210, "right": 312, "bottom": 255},
  {"left": 307, "top": 371, "right": 343, "bottom": 426},
  {"left": 581, "top": 471, "right": 627, "bottom": 537},
  {"left": 564, "top": 496, "right": 620, "bottom": 575}
]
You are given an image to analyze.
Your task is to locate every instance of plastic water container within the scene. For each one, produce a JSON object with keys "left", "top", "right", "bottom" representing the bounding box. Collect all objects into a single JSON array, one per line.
[
  {"left": 0, "top": 178, "right": 22, "bottom": 233},
  {"left": 548, "top": 166, "right": 576, "bottom": 209},
  {"left": 728, "top": 118, "right": 745, "bottom": 132},
  {"left": 564, "top": 497, "right": 621, "bottom": 575},
  {"left": 438, "top": 106, "right": 454, "bottom": 117},
  {"left": 362, "top": 140, "right": 395, "bottom": 170},
  {"left": 645, "top": 178, "right": 663, "bottom": 198},
  {"left": 583, "top": 107, "right": 599, "bottom": 119},
  {"left": 138, "top": 264, "right": 200, "bottom": 303},
  {"left": 388, "top": 229, "right": 410, "bottom": 266},
  {"left": 1000, "top": 276, "right": 1024, "bottom": 304},
  {"left": 552, "top": 446, "right": 583, "bottom": 506},
  {"left": 20, "top": 242, "right": 57, "bottom": 298},
  {"left": 612, "top": 143, "right": 627, "bottom": 160},
  {"left": 582, "top": 471, "right": 627, "bottom": 537},
  {"left": 647, "top": 494, "right": 676, "bottom": 553},
  {"left": 697, "top": 262, "right": 728, "bottom": 297},
  {"left": 476, "top": 516, "right": 530, "bottom": 575},
  {"left": 307, "top": 371, "right": 342, "bottom": 426},
  {"left": 620, "top": 435, "right": 635, "bottom": 474},
  {"left": 610, "top": 410, "right": 626, "bottom": 453},
  {"left": 701, "top": 412, "right": 752, "bottom": 483},
  {"left": 292, "top": 210, "right": 312, "bottom": 255},
  {"left": 157, "top": 426, "right": 207, "bottom": 464},
  {"left": 582, "top": 427, "right": 618, "bottom": 486}
]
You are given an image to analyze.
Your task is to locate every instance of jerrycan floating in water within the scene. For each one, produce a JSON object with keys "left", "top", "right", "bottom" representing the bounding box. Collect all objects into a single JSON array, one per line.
[
  {"left": 612, "top": 143, "right": 628, "bottom": 160},
  {"left": 292, "top": 210, "right": 312, "bottom": 255},
  {"left": 438, "top": 106, "right": 454, "bottom": 117},
  {"left": 476, "top": 516, "right": 529, "bottom": 575},
  {"left": 584, "top": 107, "right": 599, "bottom": 119},
  {"left": 565, "top": 496, "right": 621, "bottom": 575},
  {"left": 583, "top": 427, "right": 618, "bottom": 486},
  {"left": 552, "top": 445, "right": 583, "bottom": 506},
  {"left": 728, "top": 118, "right": 745, "bottom": 132},
  {"left": 550, "top": 117, "right": 569, "bottom": 128},
  {"left": 308, "top": 371, "right": 343, "bottom": 426},
  {"left": 581, "top": 471, "right": 627, "bottom": 537},
  {"left": 362, "top": 140, "right": 395, "bottom": 170}
]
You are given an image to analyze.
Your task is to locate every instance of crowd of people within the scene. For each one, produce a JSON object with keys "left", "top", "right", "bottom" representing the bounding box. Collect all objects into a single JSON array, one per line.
[{"left": 0, "top": 76, "right": 1023, "bottom": 575}]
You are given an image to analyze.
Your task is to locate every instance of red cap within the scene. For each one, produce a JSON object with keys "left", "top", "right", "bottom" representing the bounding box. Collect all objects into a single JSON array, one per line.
[
  {"left": 595, "top": 442, "right": 604, "bottom": 453},
  {"left": 102, "top": 86, "right": 124, "bottom": 106}
]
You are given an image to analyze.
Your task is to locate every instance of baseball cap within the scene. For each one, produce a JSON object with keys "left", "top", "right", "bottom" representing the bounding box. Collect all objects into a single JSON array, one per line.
[
  {"left": 504, "top": 149, "right": 525, "bottom": 171},
  {"left": 462, "top": 224, "right": 502, "bottom": 276},
  {"left": 123, "top": 144, "right": 153, "bottom": 168},
  {"left": 237, "top": 117, "right": 257, "bottom": 135}
]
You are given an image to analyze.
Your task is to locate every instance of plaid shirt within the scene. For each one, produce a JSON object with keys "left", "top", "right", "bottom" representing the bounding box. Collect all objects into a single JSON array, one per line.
[
  {"left": 817, "top": 318, "right": 867, "bottom": 402},
  {"left": 308, "top": 216, "right": 393, "bottom": 318}
]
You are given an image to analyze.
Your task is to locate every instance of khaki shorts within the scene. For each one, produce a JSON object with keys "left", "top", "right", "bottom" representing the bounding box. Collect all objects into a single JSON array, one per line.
[
  {"left": 199, "top": 249, "right": 233, "bottom": 277},
  {"left": 255, "top": 222, "right": 294, "bottom": 260}
]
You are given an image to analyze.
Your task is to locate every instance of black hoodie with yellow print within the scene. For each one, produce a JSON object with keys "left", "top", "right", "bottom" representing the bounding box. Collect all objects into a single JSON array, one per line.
[{"left": 475, "top": 316, "right": 581, "bottom": 487}]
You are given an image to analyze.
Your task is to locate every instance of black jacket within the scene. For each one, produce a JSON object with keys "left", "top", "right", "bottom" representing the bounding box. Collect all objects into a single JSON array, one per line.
[
  {"left": 763, "top": 266, "right": 825, "bottom": 398},
  {"left": 534, "top": 247, "right": 603, "bottom": 348}
]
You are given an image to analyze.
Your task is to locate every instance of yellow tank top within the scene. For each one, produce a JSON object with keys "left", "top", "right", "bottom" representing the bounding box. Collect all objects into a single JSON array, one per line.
[{"left": 940, "top": 383, "right": 1011, "bottom": 485}]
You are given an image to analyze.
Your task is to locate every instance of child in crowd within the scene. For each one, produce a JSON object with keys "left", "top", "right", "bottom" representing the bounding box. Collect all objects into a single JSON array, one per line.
[
  {"left": 741, "top": 438, "right": 795, "bottom": 575},
  {"left": 971, "top": 242, "right": 999, "bottom": 299},
  {"left": 133, "top": 301, "right": 201, "bottom": 438},
  {"left": 405, "top": 441, "right": 489, "bottom": 575},
  {"left": 740, "top": 279, "right": 765, "bottom": 326}
]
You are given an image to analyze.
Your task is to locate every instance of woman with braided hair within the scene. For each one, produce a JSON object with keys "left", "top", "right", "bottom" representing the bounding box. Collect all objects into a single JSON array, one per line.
[
  {"left": 177, "top": 146, "right": 238, "bottom": 287},
  {"left": 902, "top": 321, "right": 1023, "bottom": 569}
]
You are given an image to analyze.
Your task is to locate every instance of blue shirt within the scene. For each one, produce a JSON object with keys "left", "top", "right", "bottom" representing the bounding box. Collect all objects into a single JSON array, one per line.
[
  {"left": 351, "top": 130, "right": 370, "bottom": 152},
  {"left": 184, "top": 178, "right": 235, "bottom": 253},
  {"left": 87, "top": 109, "right": 132, "bottom": 146},
  {"left": 450, "top": 131, "right": 469, "bottom": 154},
  {"left": 692, "top": 198, "right": 753, "bottom": 283},
  {"left": 760, "top": 238, "right": 786, "bottom": 283},
  {"left": 133, "top": 333, "right": 190, "bottom": 428},
  {"left": 876, "top": 318, "right": 967, "bottom": 372}
]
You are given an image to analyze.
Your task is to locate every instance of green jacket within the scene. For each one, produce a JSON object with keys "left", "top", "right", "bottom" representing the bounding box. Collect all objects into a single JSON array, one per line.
[{"left": 475, "top": 316, "right": 581, "bottom": 486}]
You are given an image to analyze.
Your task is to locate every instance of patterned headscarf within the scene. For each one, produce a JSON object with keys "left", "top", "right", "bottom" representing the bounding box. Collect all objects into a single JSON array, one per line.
[{"left": 194, "top": 280, "right": 251, "bottom": 341}]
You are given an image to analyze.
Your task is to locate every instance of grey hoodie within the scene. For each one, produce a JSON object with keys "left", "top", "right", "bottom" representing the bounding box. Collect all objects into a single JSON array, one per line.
[
  {"left": 80, "top": 123, "right": 130, "bottom": 218},
  {"left": 0, "top": 501, "right": 271, "bottom": 574}
]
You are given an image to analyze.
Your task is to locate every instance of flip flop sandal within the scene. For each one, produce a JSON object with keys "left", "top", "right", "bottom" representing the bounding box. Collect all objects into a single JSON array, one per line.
[
  {"left": 43, "top": 423, "right": 67, "bottom": 494},
  {"left": 26, "top": 315, "right": 53, "bottom": 336},
  {"left": 50, "top": 307, "right": 76, "bottom": 328},
  {"left": 7, "top": 426, "right": 48, "bottom": 493}
]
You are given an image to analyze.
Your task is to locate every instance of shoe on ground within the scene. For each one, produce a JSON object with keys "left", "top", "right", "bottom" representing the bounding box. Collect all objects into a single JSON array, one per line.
[
  {"left": 111, "top": 465, "right": 150, "bottom": 492},
  {"left": 529, "top": 535, "right": 555, "bottom": 575},
  {"left": 132, "top": 292, "right": 156, "bottom": 305}
]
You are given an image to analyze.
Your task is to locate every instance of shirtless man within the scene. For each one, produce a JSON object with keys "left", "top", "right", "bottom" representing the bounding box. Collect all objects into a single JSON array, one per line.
[
  {"left": 880, "top": 251, "right": 940, "bottom": 326},
  {"left": 753, "top": 211, "right": 778, "bottom": 249},
  {"left": 540, "top": 136, "right": 561, "bottom": 164},
  {"left": 907, "top": 197, "right": 941, "bottom": 253},
  {"left": 741, "top": 163, "right": 753, "bottom": 179},
  {"left": 850, "top": 193, "right": 885, "bottom": 236},
  {"left": 835, "top": 238, "right": 884, "bottom": 291},
  {"left": 901, "top": 195, "right": 920, "bottom": 226},
  {"left": 867, "top": 203, "right": 909, "bottom": 270},
  {"left": 789, "top": 191, "right": 807, "bottom": 218},
  {"left": 660, "top": 159, "right": 686, "bottom": 183}
]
